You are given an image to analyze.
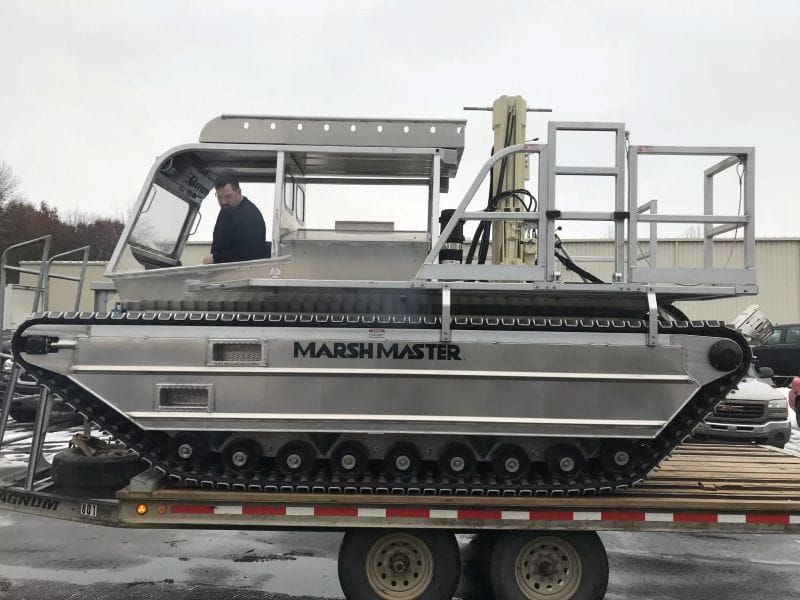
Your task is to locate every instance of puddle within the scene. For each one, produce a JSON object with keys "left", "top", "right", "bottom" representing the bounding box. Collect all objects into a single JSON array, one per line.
[{"left": 0, "top": 554, "right": 341, "bottom": 597}]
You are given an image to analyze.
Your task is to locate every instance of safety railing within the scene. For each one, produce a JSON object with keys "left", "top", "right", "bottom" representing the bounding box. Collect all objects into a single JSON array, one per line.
[
  {"left": 41, "top": 246, "right": 90, "bottom": 311},
  {"left": 1, "top": 237, "right": 92, "bottom": 329},
  {"left": 418, "top": 122, "right": 756, "bottom": 297},
  {"left": 544, "top": 122, "right": 627, "bottom": 282},
  {"left": 418, "top": 143, "right": 548, "bottom": 282},
  {"left": 627, "top": 146, "right": 755, "bottom": 289},
  {"left": 0, "top": 236, "right": 51, "bottom": 328}
]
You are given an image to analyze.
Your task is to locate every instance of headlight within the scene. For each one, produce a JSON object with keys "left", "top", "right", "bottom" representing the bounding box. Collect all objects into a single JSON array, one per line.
[
  {"left": 767, "top": 398, "right": 788, "bottom": 418},
  {"left": 1, "top": 360, "right": 12, "bottom": 373}
]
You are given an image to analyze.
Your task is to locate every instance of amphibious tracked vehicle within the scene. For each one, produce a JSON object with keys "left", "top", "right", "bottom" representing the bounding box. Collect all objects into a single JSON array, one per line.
[{"left": 11, "top": 96, "right": 761, "bottom": 495}]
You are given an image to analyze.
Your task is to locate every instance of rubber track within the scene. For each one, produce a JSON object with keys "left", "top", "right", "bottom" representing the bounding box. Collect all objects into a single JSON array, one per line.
[{"left": 11, "top": 311, "right": 751, "bottom": 497}]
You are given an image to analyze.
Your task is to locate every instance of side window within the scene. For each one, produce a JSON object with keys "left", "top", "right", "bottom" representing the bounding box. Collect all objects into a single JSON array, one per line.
[
  {"left": 765, "top": 329, "right": 783, "bottom": 345},
  {"left": 785, "top": 326, "right": 800, "bottom": 345},
  {"left": 296, "top": 185, "right": 305, "bottom": 223},
  {"left": 283, "top": 167, "right": 295, "bottom": 212}
]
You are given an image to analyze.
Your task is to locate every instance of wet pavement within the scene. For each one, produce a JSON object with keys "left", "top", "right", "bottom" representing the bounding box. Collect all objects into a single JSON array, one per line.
[{"left": 0, "top": 512, "right": 798, "bottom": 599}]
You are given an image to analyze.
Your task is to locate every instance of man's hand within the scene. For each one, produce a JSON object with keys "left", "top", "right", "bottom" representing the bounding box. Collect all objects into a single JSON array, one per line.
[{"left": 202, "top": 255, "right": 215, "bottom": 265}]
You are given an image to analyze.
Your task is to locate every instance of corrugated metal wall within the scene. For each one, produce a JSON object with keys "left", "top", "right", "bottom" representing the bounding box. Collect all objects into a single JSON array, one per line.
[
  {"left": 563, "top": 238, "right": 800, "bottom": 324},
  {"left": 19, "top": 239, "right": 800, "bottom": 324}
]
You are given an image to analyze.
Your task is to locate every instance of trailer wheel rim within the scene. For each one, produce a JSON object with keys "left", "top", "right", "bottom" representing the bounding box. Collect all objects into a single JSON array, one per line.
[
  {"left": 515, "top": 536, "right": 582, "bottom": 599},
  {"left": 365, "top": 532, "right": 434, "bottom": 599}
]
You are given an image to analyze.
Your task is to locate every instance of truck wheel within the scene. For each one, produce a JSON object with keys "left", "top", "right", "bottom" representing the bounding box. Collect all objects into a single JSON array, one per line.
[
  {"left": 52, "top": 446, "right": 146, "bottom": 490},
  {"left": 489, "top": 531, "right": 608, "bottom": 600},
  {"left": 338, "top": 529, "right": 460, "bottom": 600}
]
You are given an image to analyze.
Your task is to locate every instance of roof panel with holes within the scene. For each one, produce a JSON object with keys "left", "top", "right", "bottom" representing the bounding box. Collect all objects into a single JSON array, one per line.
[{"left": 200, "top": 115, "right": 466, "bottom": 155}]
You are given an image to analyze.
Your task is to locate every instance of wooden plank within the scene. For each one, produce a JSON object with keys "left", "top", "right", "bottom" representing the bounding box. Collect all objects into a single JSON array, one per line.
[
  {"left": 639, "top": 480, "right": 800, "bottom": 491},
  {"left": 664, "top": 456, "right": 800, "bottom": 464},
  {"left": 650, "top": 473, "right": 800, "bottom": 482},
  {"left": 654, "top": 465, "right": 800, "bottom": 474}
]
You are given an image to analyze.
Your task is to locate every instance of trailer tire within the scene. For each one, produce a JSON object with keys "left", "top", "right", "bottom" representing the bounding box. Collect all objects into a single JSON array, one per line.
[
  {"left": 489, "top": 531, "right": 608, "bottom": 600},
  {"left": 52, "top": 446, "right": 146, "bottom": 490},
  {"left": 9, "top": 407, "right": 36, "bottom": 423},
  {"left": 338, "top": 529, "right": 460, "bottom": 600}
]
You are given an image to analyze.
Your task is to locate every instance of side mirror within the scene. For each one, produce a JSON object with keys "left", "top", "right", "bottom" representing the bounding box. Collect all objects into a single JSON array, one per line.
[{"left": 757, "top": 366, "right": 774, "bottom": 379}]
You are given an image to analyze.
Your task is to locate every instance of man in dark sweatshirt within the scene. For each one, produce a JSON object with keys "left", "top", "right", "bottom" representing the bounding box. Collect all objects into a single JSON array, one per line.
[{"left": 203, "top": 174, "right": 270, "bottom": 264}]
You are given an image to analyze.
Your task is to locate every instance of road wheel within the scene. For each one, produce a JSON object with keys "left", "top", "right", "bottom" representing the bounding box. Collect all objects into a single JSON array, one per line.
[
  {"left": 438, "top": 442, "right": 477, "bottom": 479},
  {"left": 221, "top": 438, "right": 262, "bottom": 472},
  {"left": 599, "top": 440, "right": 640, "bottom": 476},
  {"left": 276, "top": 440, "right": 315, "bottom": 477},
  {"left": 52, "top": 446, "right": 146, "bottom": 490},
  {"left": 385, "top": 443, "right": 422, "bottom": 480},
  {"left": 491, "top": 444, "right": 532, "bottom": 481},
  {"left": 545, "top": 444, "right": 586, "bottom": 482},
  {"left": 331, "top": 441, "right": 369, "bottom": 478},
  {"left": 169, "top": 433, "right": 209, "bottom": 465},
  {"left": 489, "top": 531, "right": 608, "bottom": 600},
  {"left": 338, "top": 529, "right": 460, "bottom": 600}
]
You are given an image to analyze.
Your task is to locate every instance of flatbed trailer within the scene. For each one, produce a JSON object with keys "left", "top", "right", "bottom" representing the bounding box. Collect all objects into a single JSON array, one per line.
[
  {"left": 1, "top": 442, "right": 798, "bottom": 599},
  {"left": 2, "top": 443, "right": 798, "bottom": 532}
]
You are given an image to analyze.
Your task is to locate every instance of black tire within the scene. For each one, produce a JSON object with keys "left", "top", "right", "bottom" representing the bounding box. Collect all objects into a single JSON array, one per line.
[
  {"left": 599, "top": 440, "right": 641, "bottom": 477},
  {"left": 338, "top": 529, "right": 460, "bottom": 600},
  {"left": 545, "top": 443, "right": 586, "bottom": 482},
  {"left": 385, "top": 442, "right": 422, "bottom": 480},
  {"left": 9, "top": 408, "right": 37, "bottom": 423},
  {"left": 169, "top": 433, "right": 210, "bottom": 465},
  {"left": 331, "top": 441, "right": 369, "bottom": 478},
  {"left": 438, "top": 442, "right": 477, "bottom": 479},
  {"left": 489, "top": 531, "right": 608, "bottom": 600},
  {"left": 221, "top": 438, "right": 262, "bottom": 472},
  {"left": 52, "top": 446, "right": 146, "bottom": 490},
  {"left": 276, "top": 440, "right": 315, "bottom": 477},
  {"left": 491, "top": 444, "right": 532, "bottom": 482}
]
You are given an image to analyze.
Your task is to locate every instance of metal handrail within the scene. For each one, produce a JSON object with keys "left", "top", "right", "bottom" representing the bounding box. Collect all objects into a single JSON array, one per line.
[
  {"left": 42, "top": 246, "right": 90, "bottom": 311},
  {"left": 0, "top": 236, "right": 51, "bottom": 327},
  {"left": 420, "top": 143, "right": 546, "bottom": 268}
]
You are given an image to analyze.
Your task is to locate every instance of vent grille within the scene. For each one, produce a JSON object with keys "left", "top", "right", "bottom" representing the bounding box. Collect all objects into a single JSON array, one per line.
[
  {"left": 208, "top": 340, "right": 266, "bottom": 366},
  {"left": 712, "top": 401, "right": 765, "bottom": 423},
  {"left": 156, "top": 384, "right": 214, "bottom": 411}
]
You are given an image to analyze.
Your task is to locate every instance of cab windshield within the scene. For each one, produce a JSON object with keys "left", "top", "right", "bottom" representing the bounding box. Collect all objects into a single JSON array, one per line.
[{"left": 129, "top": 184, "right": 193, "bottom": 258}]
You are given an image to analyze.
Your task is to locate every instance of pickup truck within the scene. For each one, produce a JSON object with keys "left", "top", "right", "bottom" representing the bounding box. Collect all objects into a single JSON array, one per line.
[
  {"left": 753, "top": 323, "right": 800, "bottom": 385},
  {"left": 694, "top": 364, "right": 792, "bottom": 449}
]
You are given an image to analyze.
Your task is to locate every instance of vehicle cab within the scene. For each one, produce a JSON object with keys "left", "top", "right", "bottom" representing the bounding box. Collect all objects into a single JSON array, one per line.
[{"left": 104, "top": 115, "right": 466, "bottom": 311}]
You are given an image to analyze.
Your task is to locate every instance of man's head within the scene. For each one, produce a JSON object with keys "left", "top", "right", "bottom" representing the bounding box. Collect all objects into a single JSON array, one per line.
[{"left": 214, "top": 173, "right": 243, "bottom": 210}]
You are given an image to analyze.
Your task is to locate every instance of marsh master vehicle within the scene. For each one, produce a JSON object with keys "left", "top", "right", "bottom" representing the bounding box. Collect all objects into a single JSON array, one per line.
[
  {"left": 10, "top": 95, "right": 761, "bottom": 498},
  {"left": 4, "top": 96, "right": 798, "bottom": 600}
]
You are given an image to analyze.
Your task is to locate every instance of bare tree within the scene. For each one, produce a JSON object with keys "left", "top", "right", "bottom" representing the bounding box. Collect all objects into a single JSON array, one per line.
[
  {"left": 682, "top": 224, "right": 703, "bottom": 239},
  {"left": 0, "top": 161, "right": 21, "bottom": 205}
]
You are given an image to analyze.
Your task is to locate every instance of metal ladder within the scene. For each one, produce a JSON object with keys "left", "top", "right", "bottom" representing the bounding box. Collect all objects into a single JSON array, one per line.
[{"left": 543, "top": 122, "right": 627, "bottom": 282}]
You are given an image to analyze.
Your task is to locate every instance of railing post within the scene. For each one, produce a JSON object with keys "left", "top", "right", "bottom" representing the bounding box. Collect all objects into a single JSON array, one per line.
[
  {"left": 25, "top": 385, "right": 53, "bottom": 491},
  {"left": 0, "top": 361, "right": 20, "bottom": 449},
  {"left": 0, "top": 235, "right": 52, "bottom": 328}
]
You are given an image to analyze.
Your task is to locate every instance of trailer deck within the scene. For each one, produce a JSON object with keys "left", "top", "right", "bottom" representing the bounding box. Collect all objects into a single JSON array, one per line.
[{"left": 2, "top": 443, "right": 798, "bottom": 534}]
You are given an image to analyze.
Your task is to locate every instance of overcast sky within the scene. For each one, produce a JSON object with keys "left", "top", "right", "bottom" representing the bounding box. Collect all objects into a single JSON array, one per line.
[{"left": 1, "top": 1, "right": 798, "bottom": 242}]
